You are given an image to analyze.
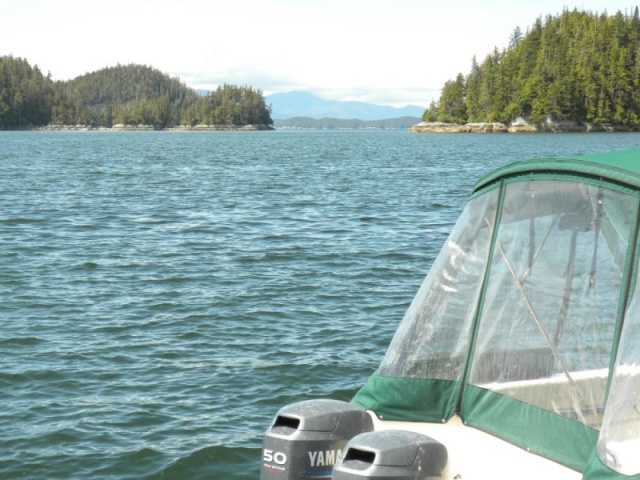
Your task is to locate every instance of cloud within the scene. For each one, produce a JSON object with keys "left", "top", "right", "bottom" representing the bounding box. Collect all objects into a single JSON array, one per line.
[
  {"left": 181, "top": 69, "right": 299, "bottom": 93},
  {"left": 177, "top": 64, "right": 438, "bottom": 108}
]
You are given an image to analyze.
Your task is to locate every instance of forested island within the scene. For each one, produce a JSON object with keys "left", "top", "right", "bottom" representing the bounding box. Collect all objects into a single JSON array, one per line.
[
  {"left": 415, "top": 8, "right": 640, "bottom": 133},
  {"left": 0, "top": 59, "right": 273, "bottom": 130}
]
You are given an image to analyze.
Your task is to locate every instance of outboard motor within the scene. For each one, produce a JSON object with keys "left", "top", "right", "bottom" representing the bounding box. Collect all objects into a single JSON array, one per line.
[
  {"left": 332, "top": 430, "right": 450, "bottom": 480},
  {"left": 260, "top": 399, "right": 374, "bottom": 479}
]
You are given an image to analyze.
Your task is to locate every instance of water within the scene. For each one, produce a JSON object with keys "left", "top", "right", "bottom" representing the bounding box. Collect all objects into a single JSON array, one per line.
[{"left": 1, "top": 130, "right": 640, "bottom": 479}]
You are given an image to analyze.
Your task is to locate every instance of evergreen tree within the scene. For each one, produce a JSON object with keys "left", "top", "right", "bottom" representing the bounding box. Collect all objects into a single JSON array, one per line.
[
  {"left": 182, "top": 84, "right": 272, "bottom": 126},
  {"left": 422, "top": 100, "right": 439, "bottom": 122},
  {"left": 0, "top": 58, "right": 273, "bottom": 129},
  {"left": 438, "top": 73, "right": 467, "bottom": 123},
  {"left": 509, "top": 26, "right": 524, "bottom": 48},
  {"left": 434, "top": 8, "right": 640, "bottom": 126},
  {"left": 0, "top": 56, "right": 54, "bottom": 128}
]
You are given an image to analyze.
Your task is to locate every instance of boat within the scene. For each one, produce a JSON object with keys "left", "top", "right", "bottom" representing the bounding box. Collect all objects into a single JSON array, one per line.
[{"left": 260, "top": 147, "right": 640, "bottom": 480}]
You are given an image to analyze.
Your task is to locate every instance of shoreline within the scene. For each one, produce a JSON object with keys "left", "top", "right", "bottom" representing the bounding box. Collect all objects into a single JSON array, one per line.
[
  {"left": 409, "top": 119, "right": 640, "bottom": 133},
  {"left": 6, "top": 121, "right": 640, "bottom": 133},
  {"left": 24, "top": 123, "right": 275, "bottom": 132}
]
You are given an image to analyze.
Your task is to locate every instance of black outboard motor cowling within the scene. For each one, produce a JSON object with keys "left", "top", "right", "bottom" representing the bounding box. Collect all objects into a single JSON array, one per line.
[
  {"left": 332, "top": 430, "right": 450, "bottom": 480},
  {"left": 260, "top": 399, "right": 374, "bottom": 480}
]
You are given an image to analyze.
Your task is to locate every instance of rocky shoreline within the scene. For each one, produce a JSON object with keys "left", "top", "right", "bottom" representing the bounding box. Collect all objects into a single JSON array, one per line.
[
  {"left": 31, "top": 123, "right": 274, "bottom": 132},
  {"left": 21, "top": 118, "right": 640, "bottom": 133},
  {"left": 410, "top": 117, "right": 640, "bottom": 133}
]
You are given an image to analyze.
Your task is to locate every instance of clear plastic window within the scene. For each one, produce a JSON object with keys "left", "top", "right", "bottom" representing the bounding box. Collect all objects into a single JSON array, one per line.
[
  {"left": 470, "top": 180, "right": 635, "bottom": 429},
  {"left": 377, "top": 189, "right": 499, "bottom": 380},
  {"left": 598, "top": 276, "right": 640, "bottom": 475}
]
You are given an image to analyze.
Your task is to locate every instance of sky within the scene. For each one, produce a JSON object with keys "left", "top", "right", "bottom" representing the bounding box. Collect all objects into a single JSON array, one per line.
[{"left": 2, "top": 0, "right": 637, "bottom": 108}]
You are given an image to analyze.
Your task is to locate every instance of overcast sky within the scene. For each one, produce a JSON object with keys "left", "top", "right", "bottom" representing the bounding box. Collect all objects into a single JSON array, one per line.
[{"left": 2, "top": 0, "right": 636, "bottom": 107}]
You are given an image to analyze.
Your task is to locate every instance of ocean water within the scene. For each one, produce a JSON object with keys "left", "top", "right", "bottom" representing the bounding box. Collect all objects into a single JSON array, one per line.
[{"left": 2, "top": 130, "right": 640, "bottom": 480}]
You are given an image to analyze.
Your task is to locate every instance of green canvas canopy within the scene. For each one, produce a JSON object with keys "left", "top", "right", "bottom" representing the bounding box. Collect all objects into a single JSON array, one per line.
[{"left": 353, "top": 147, "right": 640, "bottom": 480}]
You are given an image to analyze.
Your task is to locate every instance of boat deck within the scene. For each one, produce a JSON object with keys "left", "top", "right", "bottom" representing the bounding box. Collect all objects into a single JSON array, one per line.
[{"left": 371, "top": 414, "right": 581, "bottom": 480}]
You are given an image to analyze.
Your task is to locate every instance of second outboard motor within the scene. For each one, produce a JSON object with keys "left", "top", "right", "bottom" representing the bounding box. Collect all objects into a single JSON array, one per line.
[
  {"left": 260, "top": 399, "right": 374, "bottom": 480},
  {"left": 332, "top": 430, "right": 450, "bottom": 480}
]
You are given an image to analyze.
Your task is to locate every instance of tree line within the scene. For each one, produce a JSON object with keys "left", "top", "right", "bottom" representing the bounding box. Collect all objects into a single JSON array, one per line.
[
  {"left": 0, "top": 58, "right": 273, "bottom": 129},
  {"left": 424, "top": 8, "right": 640, "bottom": 126}
]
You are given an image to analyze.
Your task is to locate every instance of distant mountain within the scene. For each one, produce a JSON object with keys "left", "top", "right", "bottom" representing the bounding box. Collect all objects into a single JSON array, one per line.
[
  {"left": 266, "top": 91, "right": 425, "bottom": 121},
  {"left": 273, "top": 116, "right": 421, "bottom": 130}
]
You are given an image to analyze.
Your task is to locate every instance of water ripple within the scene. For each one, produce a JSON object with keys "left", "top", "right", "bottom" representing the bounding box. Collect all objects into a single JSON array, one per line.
[{"left": 2, "top": 131, "right": 640, "bottom": 478}]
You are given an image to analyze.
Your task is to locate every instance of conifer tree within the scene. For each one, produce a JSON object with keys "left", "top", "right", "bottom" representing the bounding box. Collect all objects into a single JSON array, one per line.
[
  {"left": 425, "top": 8, "right": 640, "bottom": 126},
  {"left": 0, "top": 58, "right": 273, "bottom": 129}
]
